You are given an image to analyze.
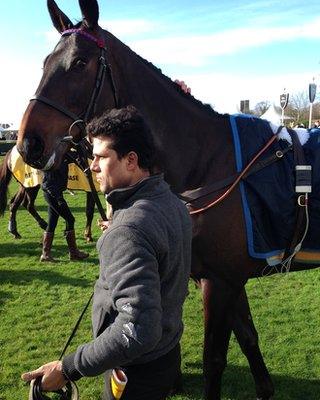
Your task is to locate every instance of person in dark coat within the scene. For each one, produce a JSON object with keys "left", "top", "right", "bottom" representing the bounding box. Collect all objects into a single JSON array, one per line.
[
  {"left": 40, "top": 157, "right": 89, "bottom": 262},
  {"left": 22, "top": 106, "right": 192, "bottom": 400}
]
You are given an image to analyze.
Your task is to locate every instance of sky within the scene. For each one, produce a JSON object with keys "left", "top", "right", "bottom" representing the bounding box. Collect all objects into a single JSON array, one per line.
[{"left": 0, "top": 0, "right": 320, "bottom": 124}]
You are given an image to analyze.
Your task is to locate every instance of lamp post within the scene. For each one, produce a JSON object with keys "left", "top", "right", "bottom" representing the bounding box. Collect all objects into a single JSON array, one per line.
[
  {"left": 280, "top": 89, "right": 289, "bottom": 125},
  {"left": 308, "top": 79, "right": 317, "bottom": 128}
]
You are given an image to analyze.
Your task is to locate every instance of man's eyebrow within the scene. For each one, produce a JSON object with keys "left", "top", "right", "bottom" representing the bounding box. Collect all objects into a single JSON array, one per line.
[{"left": 93, "top": 148, "right": 109, "bottom": 157}]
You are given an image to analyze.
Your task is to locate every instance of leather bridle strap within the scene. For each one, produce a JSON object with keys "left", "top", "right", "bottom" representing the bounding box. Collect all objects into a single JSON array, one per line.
[
  {"left": 83, "top": 48, "right": 119, "bottom": 120},
  {"left": 30, "top": 95, "right": 83, "bottom": 123}
]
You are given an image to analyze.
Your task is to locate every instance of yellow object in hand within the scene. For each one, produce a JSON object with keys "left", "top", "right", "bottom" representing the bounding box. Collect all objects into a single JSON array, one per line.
[{"left": 111, "top": 368, "right": 128, "bottom": 399}]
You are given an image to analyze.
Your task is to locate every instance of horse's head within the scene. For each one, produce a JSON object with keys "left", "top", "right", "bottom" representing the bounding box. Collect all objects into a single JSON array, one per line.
[{"left": 17, "top": 0, "right": 116, "bottom": 170}]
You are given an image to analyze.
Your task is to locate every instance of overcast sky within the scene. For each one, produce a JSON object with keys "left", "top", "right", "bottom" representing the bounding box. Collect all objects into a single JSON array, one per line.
[{"left": 0, "top": 0, "right": 319, "bottom": 124}]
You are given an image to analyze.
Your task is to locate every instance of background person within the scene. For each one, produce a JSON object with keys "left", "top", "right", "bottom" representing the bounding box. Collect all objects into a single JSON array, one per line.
[
  {"left": 40, "top": 158, "right": 89, "bottom": 262},
  {"left": 22, "top": 105, "right": 192, "bottom": 400}
]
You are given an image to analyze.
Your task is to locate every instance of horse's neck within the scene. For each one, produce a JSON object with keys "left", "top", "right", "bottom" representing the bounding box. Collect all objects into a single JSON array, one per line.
[{"left": 105, "top": 32, "right": 234, "bottom": 192}]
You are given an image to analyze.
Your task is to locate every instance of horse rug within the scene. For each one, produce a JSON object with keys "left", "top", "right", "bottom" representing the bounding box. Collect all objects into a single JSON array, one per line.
[
  {"left": 10, "top": 145, "right": 99, "bottom": 192},
  {"left": 230, "top": 115, "right": 320, "bottom": 265}
]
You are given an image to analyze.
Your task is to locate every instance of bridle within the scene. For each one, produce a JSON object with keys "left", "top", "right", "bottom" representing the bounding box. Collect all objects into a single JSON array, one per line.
[
  {"left": 28, "top": 28, "right": 113, "bottom": 222},
  {"left": 29, "top": 28, "right": 118, "bottom": 145}
]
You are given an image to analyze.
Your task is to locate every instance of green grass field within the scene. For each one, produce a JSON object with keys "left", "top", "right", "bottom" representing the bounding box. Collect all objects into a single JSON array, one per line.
[{"left": 0, "top": 171, "right": 319, "bottom": 399}]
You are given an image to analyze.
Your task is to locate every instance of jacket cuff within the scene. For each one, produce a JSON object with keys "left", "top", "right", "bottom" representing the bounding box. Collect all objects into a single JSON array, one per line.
[{"left": 62, "top": 353, "right": 83, "bottom": 382}]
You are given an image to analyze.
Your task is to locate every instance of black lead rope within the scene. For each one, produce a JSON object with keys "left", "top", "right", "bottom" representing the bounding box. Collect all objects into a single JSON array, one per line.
[
  {"left": 30, "top": 142, "right": 102, "bottom": 400},
  {"left": 58, "top": 292, "right": 94, "bottom": 361},
  {"left": 76, "top": 140, "right": 108, "bottom": 221},
  {"left": 29, "top": 270, "right": 93, "bottom": 400},
  {"left": 29, "top": 30, "right": 112, "bottom": 399},
  {"left": 65, "top": 140, "right": 108, "bottom": 221},
  {"left": 29, "top": 377, "right": 79, "bottom": 400}
]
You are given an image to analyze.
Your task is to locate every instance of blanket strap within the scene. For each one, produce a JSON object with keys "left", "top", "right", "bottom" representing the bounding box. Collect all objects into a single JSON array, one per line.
[
  {"left": 180, "top": 125, "right": 292, "bottom": 207},
  {"left": 186, "top": 133, "right": 279, "bottom": 214},
  {"left": 180, "top": 144, "right": 292, "bottom": 203},
  {"left": 282, "top": 129, "right": 308, "bottom": 261}
]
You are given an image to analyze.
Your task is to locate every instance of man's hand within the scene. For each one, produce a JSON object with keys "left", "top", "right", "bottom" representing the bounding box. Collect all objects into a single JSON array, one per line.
[
  {"left": 21, "top": 360, "right": 67, "bottom": 391},
  {"left": 174, "top": 79, "right": 191, "bottom": 94},
  {"left": 97, "top": 218, "right": 111, "bottom": 231}
]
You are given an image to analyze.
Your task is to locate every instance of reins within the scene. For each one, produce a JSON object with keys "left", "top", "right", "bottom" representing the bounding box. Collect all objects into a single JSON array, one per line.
[{"left": 187, "top": 129, "right": 282, "bottom": 215}]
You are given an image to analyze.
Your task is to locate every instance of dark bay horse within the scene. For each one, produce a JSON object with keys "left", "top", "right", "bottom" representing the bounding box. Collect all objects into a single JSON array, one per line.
[
  {"left": 0, "top": 148, "right": 96, "bottom": 241},
  {"left": 16, "top": 1, "right": 318, "bottom": 398}
]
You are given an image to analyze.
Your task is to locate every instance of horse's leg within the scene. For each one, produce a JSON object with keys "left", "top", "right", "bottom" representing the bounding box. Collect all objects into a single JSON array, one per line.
[
  {"left": 233, "top": 289, "right": 274, "bottom": 400},
  {"left": 84, "top": 192, "right": 94, "bottom": 242},
  {"left": 8, "top": 190, "right": 24, "bottom": 239},
  {"left": 201, "top": 277, "right": 242, "bottom": 400},
  {"left": 23, "top": 186, "right": 48, "bottom": 230}
]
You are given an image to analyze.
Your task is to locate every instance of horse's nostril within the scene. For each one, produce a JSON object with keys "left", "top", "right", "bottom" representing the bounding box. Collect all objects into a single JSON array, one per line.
[{"left": 20, "top": 135, "right": 44, "bottom": 164}]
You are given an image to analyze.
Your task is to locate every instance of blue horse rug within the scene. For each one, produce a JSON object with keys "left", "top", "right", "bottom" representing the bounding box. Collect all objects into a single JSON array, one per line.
[{"left": 230, "top": 114, "right": 320, "bottom": 265}]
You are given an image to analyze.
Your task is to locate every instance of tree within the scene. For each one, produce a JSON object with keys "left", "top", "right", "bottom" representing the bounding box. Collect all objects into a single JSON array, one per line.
[
  {"left": 312, "top": 101, "right": 320, "bottom": 120},
  {"left": 286, "top": 91, "right": 309, "bottom": 124},
  {"left": 253, "top": 101, "right": 271, "bottom": 116}
]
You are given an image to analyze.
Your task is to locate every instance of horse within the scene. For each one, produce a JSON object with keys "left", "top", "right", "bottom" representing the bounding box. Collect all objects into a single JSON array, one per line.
[
  {"left": 0, "top": 148, "right": 96, "bottom": 242},
  {"left": 16, "top": 1, "right": 318, "bottom": 398}
]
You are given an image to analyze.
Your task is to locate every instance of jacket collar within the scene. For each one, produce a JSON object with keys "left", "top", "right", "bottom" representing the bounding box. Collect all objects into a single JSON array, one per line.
[{"left": 106, "top": 174, "right": 167, "bottom": 210}]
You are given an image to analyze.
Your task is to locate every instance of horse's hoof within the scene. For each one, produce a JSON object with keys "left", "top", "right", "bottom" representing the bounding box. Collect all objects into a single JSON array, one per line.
[
  {"left": 85, "top": 236, "right": 93, "bottom": 243},
  {"left": 14, "top": 233, "right": 22, "bottom": 239}
]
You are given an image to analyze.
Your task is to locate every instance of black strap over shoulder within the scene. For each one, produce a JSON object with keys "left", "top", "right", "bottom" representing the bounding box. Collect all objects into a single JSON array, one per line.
[{"left": 283, "top": 129, "right": 308, "bottom": 261}]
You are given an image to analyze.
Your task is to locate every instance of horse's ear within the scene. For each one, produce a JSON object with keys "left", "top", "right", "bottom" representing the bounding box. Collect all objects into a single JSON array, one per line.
[
  {"left": 47, "top": 0, "right": 73, "bottom": 33},
  {"left": 79, "top": 0, "right": 99, "bottom": 29}
]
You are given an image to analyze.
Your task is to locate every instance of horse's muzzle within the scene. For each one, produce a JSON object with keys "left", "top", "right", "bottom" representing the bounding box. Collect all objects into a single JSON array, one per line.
[{"left": 17, "top": 134, "right": 45, "bottom": 168}]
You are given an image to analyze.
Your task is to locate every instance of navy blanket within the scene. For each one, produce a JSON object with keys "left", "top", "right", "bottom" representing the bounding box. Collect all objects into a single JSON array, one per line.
[{"left": 230, "top": 115, "right": 320, "bottom": 259}]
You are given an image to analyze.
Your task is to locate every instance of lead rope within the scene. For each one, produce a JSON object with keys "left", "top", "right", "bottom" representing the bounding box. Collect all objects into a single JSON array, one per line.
[
  {"left": 29, "top": 264, "right": 93, "bottom": 399},
  {"left": 59, "top": 293, "right": 94, "bottom": 361}
]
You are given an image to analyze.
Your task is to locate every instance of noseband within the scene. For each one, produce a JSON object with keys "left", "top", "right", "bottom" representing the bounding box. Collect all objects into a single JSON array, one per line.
[
  {"left": 29, "top": 377, "right": 79, "bottom": 400},
  {"left": 29, "top": 28, "right": 118, "bottom": 145}
]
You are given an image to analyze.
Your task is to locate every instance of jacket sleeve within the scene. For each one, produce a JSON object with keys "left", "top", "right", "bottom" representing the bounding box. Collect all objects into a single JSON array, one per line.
[{"left": 63, "top": 224, "right": 162, "bottom": 380}]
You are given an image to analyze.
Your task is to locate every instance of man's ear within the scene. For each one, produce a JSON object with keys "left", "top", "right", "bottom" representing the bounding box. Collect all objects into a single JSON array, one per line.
[{"left": 126, "top": 152, "right": 139, "bottom": 170}]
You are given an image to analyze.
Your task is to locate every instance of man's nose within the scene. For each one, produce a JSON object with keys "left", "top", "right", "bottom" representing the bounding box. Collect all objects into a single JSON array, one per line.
[{"left": 90, "top": 158, "right": 98, "bottom": 171}]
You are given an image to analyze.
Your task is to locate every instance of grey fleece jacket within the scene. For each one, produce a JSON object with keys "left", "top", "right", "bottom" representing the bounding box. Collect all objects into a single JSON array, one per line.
[{"left": 63, "top": 174, "right": 192, "bottom": 380}]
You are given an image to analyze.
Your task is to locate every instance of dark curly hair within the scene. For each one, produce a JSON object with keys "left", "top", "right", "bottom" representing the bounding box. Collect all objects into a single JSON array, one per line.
[{"left": 87, "top": 106, "right": 157, "bottom": 172}]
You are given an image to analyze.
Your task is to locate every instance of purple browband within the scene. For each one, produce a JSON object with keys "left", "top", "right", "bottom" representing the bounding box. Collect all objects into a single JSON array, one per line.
[{"left": 61, "top": 28, "right": 105, "bottom": 48}]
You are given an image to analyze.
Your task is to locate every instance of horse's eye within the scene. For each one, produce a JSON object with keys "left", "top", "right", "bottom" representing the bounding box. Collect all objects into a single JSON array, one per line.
[
  {"left": 72, "top": 59, "right": 87, "bottom": 70},
  {"left": 77, "top": 59, "right": 87, "bottom": 67}
]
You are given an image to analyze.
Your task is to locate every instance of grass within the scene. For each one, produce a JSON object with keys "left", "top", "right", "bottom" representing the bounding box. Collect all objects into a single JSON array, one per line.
[{"left": 0, "top": 169, "right": 319, "bottom": 400}]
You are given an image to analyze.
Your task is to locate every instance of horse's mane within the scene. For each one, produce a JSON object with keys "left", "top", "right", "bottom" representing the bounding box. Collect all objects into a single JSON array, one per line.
[
  {"left": 101, "top": 28, "right": 226, "bottom": 119},
  {"left": 72, "top": 21, "right": 226, "bottom": 119},
  {"left": 135, "top": 52, "right": 224, "bottom": 118}
]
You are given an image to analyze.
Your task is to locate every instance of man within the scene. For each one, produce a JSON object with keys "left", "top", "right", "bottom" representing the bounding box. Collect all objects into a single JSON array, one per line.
[{"left": 22, "top": 105, "right": 192, "bottom": 400}]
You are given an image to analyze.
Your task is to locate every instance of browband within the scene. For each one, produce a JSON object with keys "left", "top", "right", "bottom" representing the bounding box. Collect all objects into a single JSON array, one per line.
[{"left": 62, "top": 28, "right": 105, "bottom": 48}]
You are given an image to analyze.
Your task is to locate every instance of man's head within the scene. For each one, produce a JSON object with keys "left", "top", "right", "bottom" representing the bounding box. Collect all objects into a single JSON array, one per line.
[{"left": 88, "top": 106, "right": 157, "bottom": 194}]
